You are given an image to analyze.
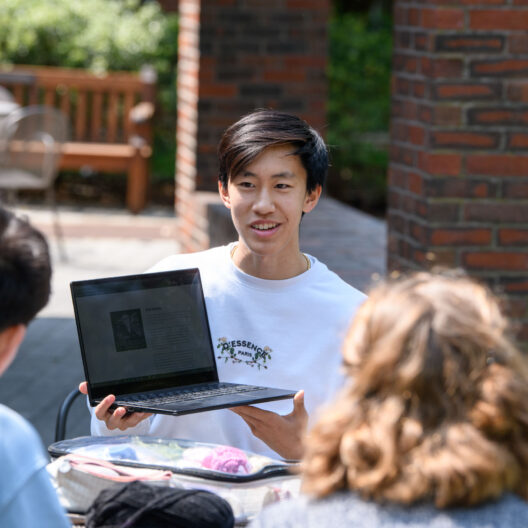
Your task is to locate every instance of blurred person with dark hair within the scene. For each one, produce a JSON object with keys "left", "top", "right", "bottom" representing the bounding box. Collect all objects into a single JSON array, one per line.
[
  {"left": 0, "top": 207, "right": 70, "bottom": 527},
  {"left": 251, "top": 271, "right": 528, "bottom": 526},
  {"left": 82, "top": 110, "right": 366, "bottom": 460}
]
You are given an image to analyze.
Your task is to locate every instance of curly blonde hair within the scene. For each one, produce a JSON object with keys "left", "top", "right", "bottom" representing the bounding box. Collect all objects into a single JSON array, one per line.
[{"left": 302, "top": 271, "right": 528, "bottom": 508}]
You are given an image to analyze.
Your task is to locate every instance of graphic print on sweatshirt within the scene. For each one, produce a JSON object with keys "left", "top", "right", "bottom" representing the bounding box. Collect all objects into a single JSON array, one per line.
[{"left": 216, "top": 337, "right": 272, "bottom": 369}]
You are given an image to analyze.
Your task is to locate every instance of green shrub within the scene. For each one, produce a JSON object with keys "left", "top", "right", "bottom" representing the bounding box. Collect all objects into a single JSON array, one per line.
[
  {"left": 0, "top": 0, "right": 178, "bottom": 184},
  {"left": 327, "top": 11, "right": 392, "bottom": 214}
]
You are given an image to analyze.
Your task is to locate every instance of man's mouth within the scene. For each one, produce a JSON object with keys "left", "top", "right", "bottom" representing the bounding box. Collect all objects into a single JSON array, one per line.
[{"left": 251, "top": 223, "right": 279, "bottom": 231}]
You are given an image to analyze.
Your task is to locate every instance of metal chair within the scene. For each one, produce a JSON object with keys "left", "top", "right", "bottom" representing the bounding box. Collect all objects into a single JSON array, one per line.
[
  {"left": 0, "top": 105, "right": 69, "bottom": 259},
  {"left": 54, "top": 388, "right": 83, "bottom": 442}
]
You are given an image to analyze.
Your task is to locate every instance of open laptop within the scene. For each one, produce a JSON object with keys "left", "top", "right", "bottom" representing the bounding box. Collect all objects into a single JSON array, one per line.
[{"left": 71, "top": 268, "right": 296, "bottom": 416}]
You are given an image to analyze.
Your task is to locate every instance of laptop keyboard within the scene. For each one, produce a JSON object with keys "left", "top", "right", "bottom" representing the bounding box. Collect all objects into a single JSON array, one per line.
[{"left": 121, "top": 383, "right": 267, "bottom": 405}]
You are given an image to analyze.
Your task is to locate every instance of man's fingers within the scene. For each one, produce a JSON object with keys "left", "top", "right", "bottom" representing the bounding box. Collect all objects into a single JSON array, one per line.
[
  {"left": 79, "top": 381, "right": 88, "bottom": 395},
  {"left": 230, "top": 405, "right": 270, "bottom": 423},
  {"left": 292, "top": 390, "right": 306, "bottom": 415},
  {"left": 94, "top": 394, "right": 116, "bottom": 421}
]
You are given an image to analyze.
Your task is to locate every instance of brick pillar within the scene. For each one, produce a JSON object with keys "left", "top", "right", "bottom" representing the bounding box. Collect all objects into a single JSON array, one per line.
[
  {"left": 388, "top": 1, "right": 528, "bottom": 342},
  {"left": 176, "top": 0, "right": 330, "bottom": 252}
]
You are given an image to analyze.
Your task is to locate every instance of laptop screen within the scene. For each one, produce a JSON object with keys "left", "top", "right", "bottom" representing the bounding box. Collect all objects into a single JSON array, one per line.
[{"left": 71, "top": 269, "right": 218, "bottom": 399}]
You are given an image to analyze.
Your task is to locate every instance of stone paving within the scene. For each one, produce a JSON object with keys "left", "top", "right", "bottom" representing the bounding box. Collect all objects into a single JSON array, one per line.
[{"left": 0, "top": 198, "right": 386, "bottom": 449}]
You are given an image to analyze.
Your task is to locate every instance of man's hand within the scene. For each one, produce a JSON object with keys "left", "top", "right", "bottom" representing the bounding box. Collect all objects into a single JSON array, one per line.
[
  {"left": 230, "top": 390, "right": 308, "bottom": 460},
  {"left": 78, "top": 381, "right": 152, "bottom": 431}
]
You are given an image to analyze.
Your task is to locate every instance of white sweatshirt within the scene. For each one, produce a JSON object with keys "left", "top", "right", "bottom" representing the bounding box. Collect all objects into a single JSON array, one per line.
[{"left": 90, "top": 244, "right": 366, "bottom": 458}]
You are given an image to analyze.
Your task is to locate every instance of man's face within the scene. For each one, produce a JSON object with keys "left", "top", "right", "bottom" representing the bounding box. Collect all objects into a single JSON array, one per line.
[{"left": 219, "top": 144, "right": 321, "bottom": 261}]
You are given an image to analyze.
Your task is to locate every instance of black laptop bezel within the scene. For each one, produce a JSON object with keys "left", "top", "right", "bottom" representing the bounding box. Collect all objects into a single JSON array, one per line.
[{"left": 70, "top": 268, "right": 219, "bottom": 403}]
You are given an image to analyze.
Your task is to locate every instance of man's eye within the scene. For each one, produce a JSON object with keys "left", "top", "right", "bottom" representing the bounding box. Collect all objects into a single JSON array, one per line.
[
  {"left": 238, "top": 181, "right": 254, "bottom": 188},
  {"left": 276, "top": 183, "right": 291, "bottom": 189}
]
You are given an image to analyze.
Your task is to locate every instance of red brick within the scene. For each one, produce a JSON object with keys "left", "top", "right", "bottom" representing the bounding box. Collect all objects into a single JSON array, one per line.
[
  {"left": 508, "top": 133, "right": 528, "bottom": 150},
  {"left": 388, "top": 165, "right": 407, "bottom": 188},
  {"left": 413, "top": 81, "right": 427, "bottom": 98},
  {"left": 463, "top": 252, "right": 528, "bottom": 270},
  {"left": 467, "top": 155, "right": 528, "bottom": 177},
  {"left": 470, "top": 10, "right": 528, "bottom": 30},
  {"left": 419, "top": 152, "right": 461, "bottom": 176},
  {"left": 391, "top": 144, "right": 416, "bottom": 166},
  {"left": 499, "top": 229, "right": 528, "bottom": 246},
  {"left": 408, "top": 172, "right": 423, "bottom": 194},
  {"left": 431, "top": 228, "right": 492, "bottom": 246},
  {"left": 434, "top": 82, "right": 500, "bottom": 101},
  {"left": 421, "top": 58, "right": 464, "bottom": 78},
  {"left": 408, "top": 7, "right": 421, "bottom": 26},
  {"left": 263, "top": 70, "right": 306, "bottom": 82},
  {"left": 426, "top": 177, "right": 495, "bottom": 199},
  {"left": 467, "top": 107, "right": 523, "bottom": 126},
  {"left": 471, "top": 59, "right": 528, "bottom": 77},
  {"left": 502, "top": 297, "right": 528, "bottom": 317},
  {"left": 502, "top": 181, "right": 528, "bottom": 199},
  {"left": 387, "top": 212, "right": 407, "bottom": 235},
  {"left": 393, "top": 54, "right": 419, "bottom": 74},
  {"left": 410, "top": 220, "right": 427, "bottom": 245},
  {"left": 394, "top": 75, "right": 411, "bottom": 96},
  {"left": 418, "top": 104, "right": 433, "bottom": 124},
  {"left": 431, "top": 131, "right": 499, "bottom": 149},
  {"left": 394, "top": 5, "right": 408, "bottom": 25},
  {"left": 427, "top": 202, "right": 460, "bottom": 222},
  {"left": 427, "top": 249, "right": 457, "bottom": 267},
  {"left": 199, "top": 83, "right": 237, "bottom": 97},
  {"left": 425, "top": 0, "right": 506, "bottom": 4},
  {"left": 414, "top": 33, "right": 429, "bottom": 51},
  {"left": 465, "top": 202, "right": 528, "bottom": 223},
  {"left": 409, "top": 125, "right": 426, "bottom": 146},
  {"left": 506, "top": 82, "right": 528, "bottom": 102},
  {"left": 422, "top": 8, "right": 464, "bottom": 29},
  {"left": 433, "top": 106, "right": 462, "bottom": 126},
  {"left": 509, "top": 34, "right": 528, "bottom": 54},
  {"left": 435, "top": 35, "right": 504, "bottom": 53}
]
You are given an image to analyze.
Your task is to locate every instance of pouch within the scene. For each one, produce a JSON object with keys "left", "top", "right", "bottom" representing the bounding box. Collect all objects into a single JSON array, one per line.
[
  {"left": 47, "top": 452, "right": 175, "bottom": 513},
  {"left": 48, "top": 435, "right": 300, "bottom": 521}
]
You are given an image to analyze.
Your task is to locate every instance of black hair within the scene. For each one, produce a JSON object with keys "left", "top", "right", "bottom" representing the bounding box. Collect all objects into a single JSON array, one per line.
[
  {"left": 0, "top": 208, "right": 51, "bottom": 332},
  {"left": 218, "top": 109, "right": 328, "bottom": 192}
]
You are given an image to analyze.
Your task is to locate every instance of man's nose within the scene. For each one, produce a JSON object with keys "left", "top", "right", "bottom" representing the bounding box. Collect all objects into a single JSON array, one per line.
[{"left": 252, "top": 188, "right": 275, "bottom": 214}]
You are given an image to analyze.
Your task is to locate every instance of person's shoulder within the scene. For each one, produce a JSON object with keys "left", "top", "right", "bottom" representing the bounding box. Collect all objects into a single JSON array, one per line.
[
  {"left": 0, "top": 404, "right": 36, "bottom": 439},
  {"left": 250, "top": 493, "right": 374, "bottom": 528},
  {"left": 147, "top": 245, "right": 231, "bottom": 273},
  {"left": 309, "top": 258, "right": 367, "bottom": 303},
  {"left": 0, "top": 404, "right": 45, "bottom": 463}
]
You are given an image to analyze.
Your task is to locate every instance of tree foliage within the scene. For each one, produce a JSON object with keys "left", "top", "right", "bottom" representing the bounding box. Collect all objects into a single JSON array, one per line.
[
  {"left": 327, "top": 10, "right": 392, "bottom": 213},
  {"left": 0, "top": 0, "right": 177, "bottom": 73}
]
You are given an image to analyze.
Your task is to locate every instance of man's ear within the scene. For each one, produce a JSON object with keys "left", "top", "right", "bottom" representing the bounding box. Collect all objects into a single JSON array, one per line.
[
  {"left": 218, "top": 180, "right": 231, "bottom": 209},
  {"left": 0, "top": 324, "right": 26, "bottom": 377},
  {"left": 303, "top": 185, "right": 322, "bottom": 214}
]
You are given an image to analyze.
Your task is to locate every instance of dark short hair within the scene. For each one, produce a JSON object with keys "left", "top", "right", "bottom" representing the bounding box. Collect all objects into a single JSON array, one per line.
[
  {"left": 218, "top": 109, "right": 328, "bottom": 192},
  {"left": 0, "top": 208, "right": 51, "bottom": 332}
]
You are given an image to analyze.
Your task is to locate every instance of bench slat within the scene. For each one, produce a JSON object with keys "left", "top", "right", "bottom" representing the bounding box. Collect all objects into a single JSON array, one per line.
[
  {"left": 75, "top": 91, "right": 87, "bottom": 141},
  {"left": 107, "top": 91, "right": 119, "bottom": 143},
  {"left": 90, "top": 92, "right": 103, "bottom": 142}
]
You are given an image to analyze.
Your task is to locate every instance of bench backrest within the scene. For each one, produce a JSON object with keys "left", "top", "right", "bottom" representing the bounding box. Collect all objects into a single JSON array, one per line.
[{"left": 0, "top": 65, "right": 156, "bottom": 144}]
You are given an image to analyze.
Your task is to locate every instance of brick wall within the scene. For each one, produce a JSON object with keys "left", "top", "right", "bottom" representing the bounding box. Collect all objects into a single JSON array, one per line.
[
  {"left": 388, "top": 0, "right": 528, "bottom": 341},
  {"left": 176, "top": 0, "right": 330, "bottom": 252}
]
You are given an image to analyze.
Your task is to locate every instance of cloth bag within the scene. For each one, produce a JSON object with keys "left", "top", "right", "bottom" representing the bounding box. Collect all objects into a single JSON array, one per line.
[{"left": 47, "top": 453, "right": 174, "bottom": 513}]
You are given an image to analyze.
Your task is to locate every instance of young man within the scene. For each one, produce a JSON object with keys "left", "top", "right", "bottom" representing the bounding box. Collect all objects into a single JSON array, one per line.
[
  {"left": 0, "top": 208, "right": 70, "bottom": 527},
  {"left": 83, "top": 110, "right": 366, "bottom": 460}
]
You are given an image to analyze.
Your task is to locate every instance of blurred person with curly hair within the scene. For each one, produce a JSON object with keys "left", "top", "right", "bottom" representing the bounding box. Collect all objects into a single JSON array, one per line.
[{"left": 251, "top": 271, "right": 528, "bottom": 527}]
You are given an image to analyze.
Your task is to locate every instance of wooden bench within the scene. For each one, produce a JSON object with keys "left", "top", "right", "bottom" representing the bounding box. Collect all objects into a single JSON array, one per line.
[{"left": 0, "top": 65, "right": 156, "bottom": 213}]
